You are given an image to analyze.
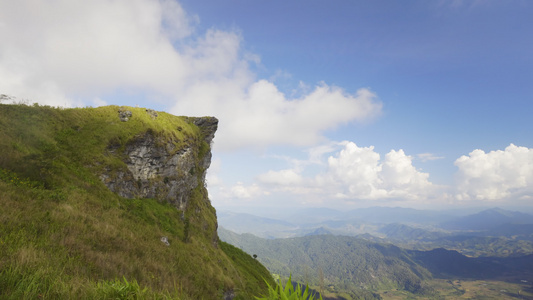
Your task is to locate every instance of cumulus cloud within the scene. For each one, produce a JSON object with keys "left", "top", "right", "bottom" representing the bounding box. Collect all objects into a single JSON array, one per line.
[
  {"left": 0, "top": 0, "right": 382, "bottom": 150},
  {"left": 455, "top": 144, "right": 533, "bottom": 201},
  {"left": 171, "top": 79, "right": 381, "bottom": 150},
  {"left": 252, "top": 141, "right": 434, "bottom": 202},
  {"left": 320, "top": 142, "right": 385, "bottom": 199},
  {"left": 319, "top": 142, "right": 433, "bottom": 200},
  {"left": 0, "top": 0, "right": 196, "bottom": 105},
  {"left": 228, "top": 182, "right": 267, "bottom": 199}
]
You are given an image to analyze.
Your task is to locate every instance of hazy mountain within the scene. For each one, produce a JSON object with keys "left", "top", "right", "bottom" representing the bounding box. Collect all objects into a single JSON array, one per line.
[
  {"left": 287, "top": 207, "right": 346, "bottom": 224},
  {"left": 482, "top": 223, "right": 533, "bottom": 241},
  {"left": 219, "top": 227, "right": 433, "bottom": 298},
  {"left": 304, "top": 226, "right": 333, "bottom": 236},
  {"left": 408, "top": 248, "right": 506, "bottom": 278},
  {"left": 378, "top": 223, "right": 533, "bottom": 257},
  {"left": 344, "top": 206, "right": 455, "bottom": 225},
  {"left": 440, "top": 207, "right": 533, "bottom": 230},
  {"left": 217, "top": 207, "right": 456, "bottom": 239},
  {"left": 379, "top": 223, "right": 449, "bottom": 241},
  {"left": 216, "top": 211, "right": 298, "bottom": 238},
  {"left": 219, "top": 227, "right": 533, "bottom": 299}
]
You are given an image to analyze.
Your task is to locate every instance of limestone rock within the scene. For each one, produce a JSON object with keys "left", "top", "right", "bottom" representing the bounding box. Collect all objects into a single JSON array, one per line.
[
  {"left": 118, "top": 108, "right": 132, "bottom": 122},
  {"left": 146, "top": 109, "right": 158, "bottom": 119},
  {"left": 100, "top": 114, "right": 218, "bottom": 212},
  {"left": 160, "top": 236, "right": 170, "bottom": 246}
]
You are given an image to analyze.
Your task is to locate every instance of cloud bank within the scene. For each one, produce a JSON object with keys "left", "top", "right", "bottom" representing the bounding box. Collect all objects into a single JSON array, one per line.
[
  {"left": 455, "top": 144, "right": 533, "bottom": 201},
  {"left": 0, "top": 0, "right": 382, "bottom": 150},
  {"left": 250, "top": 142, "right": 435, "bottom": 204},
  {"left": 214, "top": 143, "right": 533, "bottom": 208}
]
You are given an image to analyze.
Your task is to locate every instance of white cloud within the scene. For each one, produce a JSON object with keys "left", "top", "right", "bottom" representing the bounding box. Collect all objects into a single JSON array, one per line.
[
  {"left": 318, "top": 142, "right": 433, "bottom": 200},
  {"left": 381, "top": 150, "right": 433, "bottom": 197},
  {"left": 257, "top": 169, "right": 303, "bottom": 186},
  {"left": 251, "top": 141, "right": 435, "bottom": 203},
  {"left": 228, "top": 182, "right": 267, "bottom": 199},
  {"left": 320, "top": 142, "right": 385, "bottom": 199},
  {"left": 0, "top": 0, "right": 194, "bottom": 105},
  {"left": 454, "top": 144, "right": 533, "bottom": 201},
  {"left": 172, "top": 79, "right": 382, "bottom": 150},
  {"left": 417, "top": 153, "right": 445, "bottom": 162},
  {"left": 0, "top": 0, "right": 382, "bottom": 150},
  {"left": 212, "top": 143, "right": 533, "bottom": 208}
]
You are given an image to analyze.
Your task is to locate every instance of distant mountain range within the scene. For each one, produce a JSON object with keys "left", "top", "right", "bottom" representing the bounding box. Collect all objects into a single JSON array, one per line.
[
  {"left": 219, "top": 228, "right": 433, "bottom": 298},
  {"left": 217, "top": 211, "right": 298, "bottom": 238},
  {"left": 218, "top": 207, "right": 533, "bottom": 258},
  {"left": 219, "top": 206, "right": 533, "bottom": 236},
  {"left": 440, "top": 207, "right": 533, "bottom": 230},
  {"left": 219, "top": 227, "right": 533, "bottom": 299}
]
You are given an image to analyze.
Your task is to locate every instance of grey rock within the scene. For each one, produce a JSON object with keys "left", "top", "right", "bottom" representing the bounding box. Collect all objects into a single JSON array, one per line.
[
  {"left": 100, "top": 115, "right": 218, "bottom": 213},
  {"left": 190, "top": 116, "right": 218, "bottom": 145},
  {"left": 101, "top": 131, "right": 196, "bottom": 210},
  {"left": 146, "top": 109, "right": 158, "bottom": 119},
  {"left": 223, "top": 290, "right": 235, "bottom": 300},
  {"left": 118, "top": 108, "right": 132, "bottom": 122},
  {"left": 160, "top": 236, "right": 170, "bottom": 246}
]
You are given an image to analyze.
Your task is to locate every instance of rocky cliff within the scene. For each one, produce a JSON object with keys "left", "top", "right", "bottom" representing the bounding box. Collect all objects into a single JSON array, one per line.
[
  {"left": 98, "top": 108, "right": 220, "bottom": 245},
  {"left": 101, "top": 113, "right": 217, "bottom": 211},
  {"left": 0, "top": 103, "right": 272, "bottom": 299}
]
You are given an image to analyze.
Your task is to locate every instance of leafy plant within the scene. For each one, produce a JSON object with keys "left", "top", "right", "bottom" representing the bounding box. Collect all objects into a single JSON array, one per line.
[
  {"left": 96, "top": 276, "right": 148, "bottom": 299},
  {"left": 256, "top": 276, "right": 322, "bottom": 300}
]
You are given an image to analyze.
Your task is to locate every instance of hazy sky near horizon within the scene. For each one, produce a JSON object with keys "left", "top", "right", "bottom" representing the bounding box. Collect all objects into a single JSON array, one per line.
[{"left": 1, "top": 0, "right": 532, "bottom": 211}]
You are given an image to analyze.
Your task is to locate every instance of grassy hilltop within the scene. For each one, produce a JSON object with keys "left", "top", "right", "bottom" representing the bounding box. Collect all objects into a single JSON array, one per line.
[{"left": 0, "top": 103, "right": 273, "bottom": 299}]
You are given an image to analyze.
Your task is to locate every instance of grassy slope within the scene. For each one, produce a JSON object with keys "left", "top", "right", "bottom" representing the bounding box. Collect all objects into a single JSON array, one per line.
[
  {"left": 0, "top": 104, "right": 273, "bottom": 299},
  {"left": 219, "top": 229, "right": 433, "bottom": 299}
]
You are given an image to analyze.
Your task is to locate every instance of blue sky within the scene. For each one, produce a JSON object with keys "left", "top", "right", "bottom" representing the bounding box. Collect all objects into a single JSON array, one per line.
[{"left": 1, "top": 0, "right": 532, "bottom": 212}]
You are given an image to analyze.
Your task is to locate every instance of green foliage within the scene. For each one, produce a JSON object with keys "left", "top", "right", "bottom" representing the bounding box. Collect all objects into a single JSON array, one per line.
[
  {"left": 95, "top": 277, "right": 148, "bottom": 299},
  {"left": 256, "top": 276, "right": 323, "bottom": 300},
  {"left": 381, "top": 223, "right": 533, "bottom": 257},
  {"left": 219, "top": 229, "right": 435, "bottom": 299},
  {"left": 0, "top": 264, "right": 178, "bottom": 299},
  {"left": 0, "top": 168, "right": 44, "bottom": 189}
]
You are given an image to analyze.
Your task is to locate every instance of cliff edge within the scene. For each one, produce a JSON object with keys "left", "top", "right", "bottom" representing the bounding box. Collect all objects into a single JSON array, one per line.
[{"left": 0, "top": 103, "right": 272, "bottom": 299}]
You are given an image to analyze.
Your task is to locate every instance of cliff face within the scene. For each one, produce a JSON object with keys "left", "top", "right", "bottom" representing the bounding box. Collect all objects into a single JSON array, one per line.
[
  {"left": 97, "top": 108, "right": 220, "bottom": 246},
  {"left": 100, "top": 116, "right": 218, "bottom": 212}
]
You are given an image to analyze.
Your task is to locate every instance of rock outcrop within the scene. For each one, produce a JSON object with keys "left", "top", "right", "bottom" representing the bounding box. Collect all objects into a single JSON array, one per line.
[
  {"left": 100, "top": 114, "right": 218, "bottom": 212},
  {"left": 99, "top": 109, "right": 219, "bottom": 246}
]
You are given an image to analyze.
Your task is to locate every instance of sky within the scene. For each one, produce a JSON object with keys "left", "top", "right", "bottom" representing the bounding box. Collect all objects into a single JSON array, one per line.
[{"left": 1, "top": 0, "right": 532, "bottom": 214}]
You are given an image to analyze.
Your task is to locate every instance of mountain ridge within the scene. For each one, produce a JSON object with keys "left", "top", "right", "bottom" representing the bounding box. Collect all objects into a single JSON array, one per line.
[
  {"left": 219, "top": 227, "right": 533, "bottom": 299},
  {"left": 440, "top": 207, "right": 533, "bottom": 230}
]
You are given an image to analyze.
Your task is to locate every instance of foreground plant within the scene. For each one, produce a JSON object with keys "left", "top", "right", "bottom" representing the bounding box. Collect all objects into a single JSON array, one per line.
[{"left": 256, "top": 276, "right": 323, "bottom": 300}]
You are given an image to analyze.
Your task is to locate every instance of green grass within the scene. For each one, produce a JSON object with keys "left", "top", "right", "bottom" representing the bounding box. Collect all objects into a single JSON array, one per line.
[
  {"left": 0, "top": 103, "right": 273, "bottom": 299},
  {"left": 255, "top": 276, "right": 323, "bottom": 300}
]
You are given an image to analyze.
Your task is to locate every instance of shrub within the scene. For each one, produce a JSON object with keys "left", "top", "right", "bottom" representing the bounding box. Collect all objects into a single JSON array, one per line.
[{"left": 256, "top": 276, "right": 323, "bottom": 300}]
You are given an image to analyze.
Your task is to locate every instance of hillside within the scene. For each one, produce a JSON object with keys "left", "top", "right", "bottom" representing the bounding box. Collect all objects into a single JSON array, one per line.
[
  {"left": 219, "top": 227, "right": 533, "bottom": 299},
  {"left": 219, "top": 228, "right": 434, "bottom": 299},
  {"left": 0, "top": 103, "right": 273, "bottom": 299}
]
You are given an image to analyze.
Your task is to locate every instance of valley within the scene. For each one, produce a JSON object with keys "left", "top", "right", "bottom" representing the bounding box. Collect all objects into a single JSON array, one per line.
[{"left": 218, "top": 206, "right": 533, "bottom": 299}]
